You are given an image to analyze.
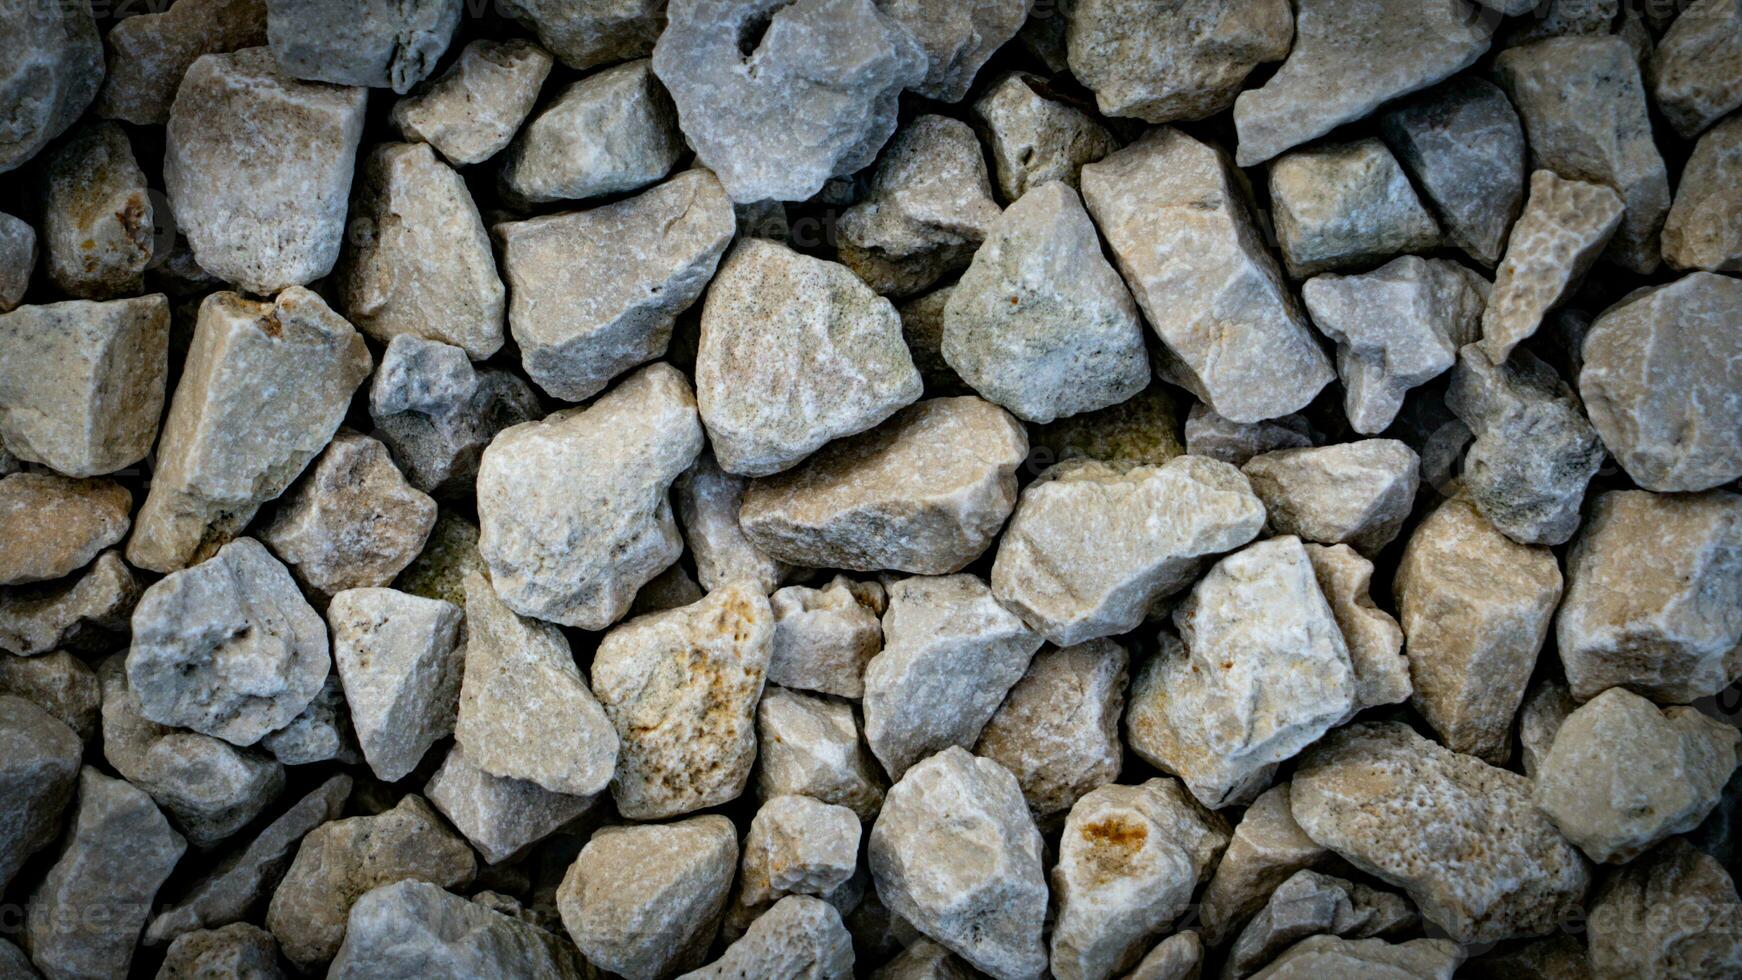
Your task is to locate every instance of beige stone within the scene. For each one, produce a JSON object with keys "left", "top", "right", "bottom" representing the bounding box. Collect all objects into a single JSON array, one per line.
[
  {"left": 0, "top": 474, "right": 130, "bottom": 585},
  {"left": 1662, "top": 115, "right": 1742, "bottom": 273},
  {"left": 756, "top": 686, "right": 886, "bottom": 822},
  {"left": 96, "top": 0, "right": 266, "bottom": 125},
  {"left": 390, "top": 38, "right": 552, "bottom": 166},
  {"left": 1241, "top": 441, "right": 1420, "bottom": 556},
  {"left": 329, "top": 587, "right": 462, "bottom": 783},
  {"left": 971, "top": 72, "right": 1117, "bottom": 202},
  {"left": 1586, "top": 839, "right": 1742, "bottom": 979},
  {"left": 40, "top": 122, "right": 155, "bottom": 300},
  {"left": 769, "top": 576, "right": 884, "bottom": 698},
  {"left": 1481, "top": 171, "right": 1625, "bottom": 362},
  {"left": 499, "top": 58, "right": 681, "bottom": 205},
  {"left": 0, "top": 551, "right": 137, "bottom": 656},
  {"left": 1248, "top": 936, "right": 1460, "bottom": 980},
  {"left": 975, "top": 639, "right": 1127, "bottom": 821},
  {"left": 0, "top": 651, "right": 99, "bottom": 741},
  {"left": 1065, "top": 0, "right": 1290, "bottom": 123},
  {"left": 1304, "top": 544, "right": 1411, "bottom": 714},
  {"left": 681, "top": 894, "right": 854, "bottom": 980},
  {"left": 1198, "top": 783, "right": 1328, "bottom": 947},
  {"left": 1648, "top": 0, "right": 1742, "bottom": 138},
  {"left": 881, "top": 0, "right": 1027, "bottom": 102},
  {"left": 675, "top": 449, "right": 787, "bottom": 594},
  {"left": 737, "top": 795, "right": 861, "bottom": 910}
]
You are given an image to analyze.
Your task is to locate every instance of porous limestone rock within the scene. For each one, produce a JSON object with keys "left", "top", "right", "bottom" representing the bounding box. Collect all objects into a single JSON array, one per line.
[
  {"left": 0, "top": 473, "right": 130, "bottom": 586},
  {"left": 476, "top": 363, "right": 703, "bottom": 628},
  {"left": 1065, "top": 0, "right": 1291, "bottom": 123},
  {"left": 1495, "top": 36, "right": 1671, "bottom": 273},
  {"left": 498, "top": 0, "right": 663, "bottom": 70},
  {"left": 1556, "top": 489, "right": 1742, "bottom": 703},
  {"left": 992, "top": 455, "right": 1266, "bottom": 647},
  {"left": 164, "top": 47, "right": 366, "bottom": 293},
  {"left": 696, "top": 239, "right": 922, "bottom": 476},
  {"left": 684, "top": 894, "right": 854, "bottom": 980},
  {"left": 1225, "top": 870, "right": 1417, "bottom": 979},
  {"left": 454, "top": 570, "right": 618, "bottom": 796},
  {"left": 739, "top": 396, "right": 1027, "bottom": 574},
  {"left": 757, "top": 686, "right": 887, "bottom": 821},
  {"left": 94, "top": 0, "right": 267, "bottom": 125},
  {"left": 1394, "top": 498, "right": 1562, "bottom": 762},
  {"left": 425, "top": 744, "right": 596, "bottom": 866},
  {"left": 128, "top": 538, "right": 329, "bottom": 746},
  {"left": 1126, "top": 537, "right": 1356, "bottom": 809},
  {"left": 1648, "top": 0, "right": 1742, "bottom": 138},
  {"left": 497, "top": 170, "right": 734, "bottom": 403},
  {"left": 1248, "top": 936, "right": 1461, "bottom": 980},
  {"left": 862, "top": 574, "right": 1042, "bottom": 780},
  {"left": 557, "top": 815, "right": 739, "bottom": 980},
  {"left": 1379, "top": 78, "right": 1526, "bottom": 267},
  {"left": 975, "top": 640, "right": 1127, "bottom": 821},
  {"left": 329, "top": 587, "right": 462, "bottom": 782},
  {"left": 592, "top": 583, "right": 773, "bottom": 819},
  {"left": 1241, "top": 442, "right": 1420, "bottom": 556},
  {"left": 881, "top": 0, "right": 1028, "bottom": 102},
  {"left": 158, "top": 923, "right": 284, "bottom": 980},
  {"left": 971, "top": 72, "right": 1117, "bottom": 202},
  {"left": 1301, "top": 256, "right": 1486, "bottom": 435},
  {"left": 0, "top": 551, "right": 138, "bottom": 656},
  {"left": 1232, "top": 0, "right": 1492, "bottom": 166},
  {"left": 675, "top": 450, "right": 787, "bottom": 594},
  {"left": 266, "top": 0, "right": 459, "bottom": 93},
  {"left": 1305, "top": 544, "right": 1411, "bottom": 714},
  {"left": 391, "top": 38, "right": 553, "bottom": 166},
  {"left": 1080, "top": 128, "right": 1333, "bottom": 423},
  {"left": 1199, "top": 784, "right": 1328, "bottom": 947},
  {"left": 0, "top": 294, "right": 169, "bottom": 479},
  {"left": 650, "top": 0, "right": 925, "bottom": 203},
  {"left": 1268, "top": 139, "right": 1441, "bottom": 280},
  {"left": 24, "top": 768, "right": 186, "bottom": 980},
  {"left": 1663, "top": 115, "right": 1742, "bottom": 273},
  {"left": 128, "top": 288, "right": 371, "bottom": 573},
  {"left": 942, "top": 180, "right": 1147, "bottom": 424},
  {"left": 738, "top": 795, "right": 861, "bottom": 911},
  {"left": 0, "top": 0, "right": 103, "bottom": 173},
  {"left": 1480, "top": 172, "right": 1624, "bottom": 362},
  {"left": 769, "top": 576, "right": 884, "bottom": 698},
  {"left": 1289, "top": 722, "right": 1591, "bottom": 943},
  {"left": 0, "top": 696, "right": 81, "bottom": 893},
  {"left": 41, "top": 122, "right": 155, "bottom": 300},
  {"left": 0, "top": 212, "right": 34, "bottom": 312},
  {"left": 1586, "top": 838, "right": 1742, "bottom": 978},
  {"left": 330, "top": 879, "right": 586, "bottom": 979},
  {"left": 1579, "top": 272, "right": 1742, "bottom": 492},
  {"left": 1049, "top": 779, "right": 1228, "bottom": 980},
  {"left": 499, "top": 58, "right": 682, "bottom": 205},
  {"left": 0, "top": 651, "right": 99, "bottom": 741},
  {"left": 1183, "top": 405, "right": 1314, "bottom": 466},
  {"left": 868, "top": 747, "right": 1048, "bottom": 980}
]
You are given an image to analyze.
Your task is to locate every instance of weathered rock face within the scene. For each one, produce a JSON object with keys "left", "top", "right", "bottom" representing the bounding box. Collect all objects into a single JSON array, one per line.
[
  {"left": 1556, "top": 489, "right": 1742, "bottom": 703},
  {"left": 1247, "top": 936, "right": 1461, "bottom": 980},
  {"left": 426, "top": 741, "right": 594, "bottom": 867},
  {"left": 880, "top": 0, "right": 1027, "bottom": 103},
  {"left": 685, "top": 893, "right": 855, "bottom": 980},
  {"left": 1232, "top": 0, "right": 1492, "bottom": 166},
  {"left": 1080, "top": 128, "right": 1333, "bottom": 423},
  {"left": 95, "top": 0, "right": 267, "bottom": 125},
  {"left": 1127, "top": 537, "right": 1356, "bottom": 809},
  {"left": 1480, "top": 172, "right": 1624, "bottom": 362},
  {"left": 1198, "top": 784, "right": 1329, "bottom": 947},
  {"left": 675, "top": 450, "right": 787, "bottom": 595},
  {"left": 1289, "top": 722, "right": 1591, "bottom": 944},
  {"left": 0, "top": 550, "right": 138, "bottom": 656},
  {"left": 558, "top": 815, "right": 739, "bottom": 980},
  {"left": 0, "top": 474, "right": 130, "bottom": 586},
  {"left": 0, "top": 295, "right": 169, "bottom": 479},
  {"left": 1663, "top": 115, "right": 1742, "bottom": 273},
  {"left": 1517, "top": 677, "right": 1576, "bottom": 781},
  {"left": 991, "top": 455, "right": 1265, "bottom": 647},
  {"left": 41, "top": 122, "right": 155, "bottom": 300},
  {"left": 498, "top": 0, "right": 663, "bottom": 70},
  {"left": 593, "top": 583, "right": 774, "bottom": 819},
  {"left": 165, "top": 47, "right": 366, "bottom": 293},
  {"left": 158, "top": 923, "right": 285, "bottom": 980},
  {"left": 1241, "top": 441, "right": 1420, "bottom": 556},
  {"left": 0, "top": 0, "right": 103, "bottom": 174},
  {"left": 1065, "top": 0, "right": 1290, "bottom": 124},
  {"left": 331, "top": 879, "right": 587, "bottom": 979},
  {"left": 1225, "top": 870, "right": 1416, "bottom": 978},
  {"left": 1268, "top": 139, "right": 1442, "bottom": 280},
  {"left": 975, "top": 639, "right": 1127, "bottom": 821},
  {"left": 737, "top": 794, "right": 861, "bottom": 914},
  {"left": 757, "top": 686, "right": 887, "bottom": 821},
  {"left": 499, "top": 58, "right": 683, "bottom": 205},
  {"left": 863, "top": 573, "right": 1044, "bottom": 783},
  {"left": 740, "top": 396, "right": 1028, "bottom": 575},
  {"left": 972, "top": 72, "right": 1117, "bottom": 202},
  {"left": 1495, "top": 36, "right": 1670, "bottom": 273},
  {"left": 1586, "top": 838, "right": 1742, "bottom": 979},
  {"left": 768, "top": 576, "right": 883, "bottom": 698},
  {"left": 0, "top": 651, "right": 100, "bottom": 741},
  {"left": 1649, "top": 0, "right": 1742, "bottom": 138},
  {"left": 266, "top": 0, "right": 459, "bottom": 93},
  {"left": 127, "top": 538, "right": 330, "bottom": 747},
  {"left": 0, "top": 696, "right": 82, "bottom": 894},
  {"left": 1049, "top": 779, "right": 1227, "bottom": 980},
  {"left": 128, "top": 288, "right": 371, "bottom": 574},
  {"left": 477, "top": 362, "right": 703, "bottom": 628},
  {"left": 1394, "top": 498, "right": 1561, "bottom": 763},
  {"left": 869, "top": 748, "right": 1049, "bottom": 980},
  {"left": 871, "top": 938, "right": 975, "bottom": 980},
  {"left": 1379, "top": 78, "right": 1526, "bottom": 267},
  {"left": 498, "top": 170, "right": 735, "bottom": 404},
  {"left": 650, "top": 0, "right": 925, "bottom": 203},
  {"left": 0, "top": 212, "right": 34, "bottom": 312},
  {"left": 328, "top": 587, "right": 462, "bottom": 782},
  {"left": 1580, "top": 272, "right": 1742, "bottom": 493},
  {"left": 391, "top": 38, "right": 552, "bottom": 166}
]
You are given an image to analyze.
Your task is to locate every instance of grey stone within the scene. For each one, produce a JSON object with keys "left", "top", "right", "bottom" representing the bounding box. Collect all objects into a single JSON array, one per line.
[
  {"left": 498, "top": 0, "right": 664, "bottom": 70},
  {"left": 971, "top": 72, "right": 1117, "bottom": 202},
  {"left": 1199, "top": 784, "right": 1328, "bottom": 947},
  {"left": 41, "top": 122, "right": 156, "bottom": 300},
  {"left": 266, "top": 0, "right": 459, "bottom": 93},
  {"left": 881, "top": 0, "right": 1028, "bottom": 102},
  {"left": 158, "top": 923, "right": 284, "bottom": 980},
  {"left": 0, "top": 212, "right": 33, "bottom": 312},
  {"left": 259, "top": 674, "right": 357, "bottom": 766},
  {"left": 897, "top": 285, "right": 968, "bottom": 395},
  {"left": 330, "top": 880, "right": 587, "bottom": 979},
  {"left": 975, "top": 639, "right": 1127, "bottom": 821},
  {"left": 329, "top": 587, "right": 463, "bottom": 782},
  {"left": 1269, "top": 139, "right": 1441, "bottom": 280},
  {"left": 0, "top": 939, "right": 38, "bottom": 979},
  {"left": 1248, "top": 936, "right": 1460, "bottom": 980},
  {"left": 390, "top": 38, "right": 553, "bottom": 166},
  {"left": 1481, "top": 171, "right": 1625, "bottom": 362},
  {"left": 738, "top": 795, "right": 861, "bottom": 911},
  {"left": 870, "top": 939, "right": 974, "bottom": 980},
  {"left": 0, "top": 473, "right": 131, "bottom": 586},
  {"left": 675, "top": 450, "right": 787, "bottom": 594},
  {"left": 1183, "top": 405, "right": 1314, "bottom": 466},
  {"left": 682, "top": 894, "right": 854, "bottom": 980},
  {"left": 1241, "top": 441, "right": 1420, "bottom": 556},
  {"left": 1124, "top": 932, "right": 1202, "bottom": 980},
  {"left": 0, "top": 551, "right": 138, "bottom": 656},
  {"left": 1065, "top": 0, "right": 1291, "bottom": 123},
  {"left": 0, "top": 651, "right": 99, "bottom": 741},
  {"left": 1663, "top": 114, "right": 1742, "bottom": 273},
  {"left": 1648, "top": 0, "right": 1742, "bottom": 137},
  {"left": 1586, "top": 838, "right": 1742, "bottom": 979},
  {"left": 1518, "top": 677, "right": 1577, "bottom": 780},
  {"left": 756, "top": 686, "right": 887, "bottom": 821},
  {"left": 499, "top": 59, "right": 682, "bottom": 205},
  {"left": 769, "top": 576, "right": 884, "bottom": 698},
  {"left": 94, "top": 0, "right": 268, "bottom": 126},
  {"left": 1227, "top": 870, "right": 1417, "bottom": 979},
  {"left": 0, "top": 0, "right": 103, "bottom": 174},
  {"left": 425, "top": 743, "right": 596, "bottom": 866},
  {"left": 0, "top": 696, "right": 81, "bottom": 893}
]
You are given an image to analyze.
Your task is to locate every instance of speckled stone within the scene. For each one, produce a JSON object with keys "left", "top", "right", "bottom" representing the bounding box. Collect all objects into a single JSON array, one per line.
[
  {"left": 0, "top": 473, "right": 130, "bottom": 586},
  {"left": 1379, "top": 78, "right": 1526, "bottom": 267},
  {"left": 975, "top": 639, "right": 1127, "bottom": 822},
  {"left": 1066, "top": 0, "right": 1291, "bottom": 124},
  {"left": 390, "top": 38, "right": 552, "bottom": 166},
  {"left": 971, "top": 72, "right": 1117, "bottom": 202}
]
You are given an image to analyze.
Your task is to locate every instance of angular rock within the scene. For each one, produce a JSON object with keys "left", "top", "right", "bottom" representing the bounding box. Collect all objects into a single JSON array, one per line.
[
  {"left": 975, "top": 639, "right": 1126, "bottom": 821},
  {"left": 675, "top": 450, "right": 787, "bottom": 594},
  {"left": 499, "top": 58, "right": 682, "bottom": 205},
  {"left": 1184, "top": 405, "right": 1315, "bottom": 466},
  {"left": 1269, "top": 139, "right": 1442, "bottom": 280},
  {"left": 1586, "top": 838, "right": 1742, "bottom": 978},
  {"left": 0, "top": 473, "right": 130, "bottom": 586},
  {"left": 1226, "top": 870, "right": 1416, "bottom": 979},
  {"left": 1081, "top": 128, "right": 1333, "bottom": 422},
  {"left": 330, "top": 879, "right": 586, "bottom": 978},
  {"left": 0, "top": 295, "right": 169, "bottom": 479},
  {"left": 158, "top": 923, "right": 284, "bottom": 980},
  {"left": 1065, "top": 0, "right": 1290, "bottom": 124},
  {"left": 165, "top": 47, "right": 366, "bottom": 293},
  {"left": 1232, "top": 0, "right": 1492, "bottom": 166},
  {"left": 1556, "top": 489, "right": 1742, "bottom": 703},
  {"left": 1518, "top": 677, "right": 1577, "bottom": 781},
  {"left": 971, "top": 72, "right": 1117, "bottom": 202},
  {"left": 757, "top": 686, "right": 886, "bottom": 821},
  {"left": 498, "top": 170, "right": 734, "bottom": 403},
  {"left": 992, "top": 455, "right": 1266, "bottom": 647},
  {"left": 128, "top": 288, "right": 371, "bottom": 573},
  {"left": 1663, "top": 115, "right": 1742, "bottom": 273},
  {"left": 477, "top": 363, "right": 703, "bottom": 627},
  {"left": 454, "top": 569, "right": 618, "bottom": 796},
  {"left": 739, "top": 795, "right": 861, "bottom": 911},
  {"left": 769, "top": 576, "right": 884, "bottom": 698},
  {"left": 740, "top": 396, "right": 1027, "bottom": 574},
  {"left": 1303, "top": 544, "right": 1410, "bottom": 713},
  {"left": 1580, "top": 272, "right": 1742, "bottom": 492},
  {"left": 1302, "top": 256, "right": 1486, "bottom": 435},
  {"left": 557, "top": 815, "right": 739, "bottom": 980},
  {"left": 1125, "top": 933, "right": 1202, "bottom": 980},
  {"left": 266, "top": 0, "right": 459, "bottom": 93},
  {"left": 1242, "top": 441, "right": 1420, "bottom": 556},
  {"left": 0, "top": 550, "right": 138, "bottom": 656},
  {"left": 94, "top": 0, "right": 267, "bottom": 125},
  {"left": 869, "top": 747, "right": 1048, "bottom": 980},
  {"left": 41, "top": 122, "right": 156, "bottom": 300},
  {"left": 391, "top": 38, "right": 553, "bottom": 166},
  {"left": 1198, "top": 783, "right": 1329, "bottom": 947},
  {"left": 1649, "top": 0, "right": 1742, "bottom": 138},
  {"left": 329, "top": 587, "right": 462, "bottom": 782},
  {"left": 684, "top": 894, "right": 854, "bottom": 980},
  {"left": 1482, "top": 170, "right": 1626, "bottom": 361},
  {"left": 260, "top": 674, "right": 356, "bottom": 766},
  {"left": 0, "top": 696, "right": 81, "bottom": 893},
  {"left": 592, "top": 583, "right": 774, "bottom": 819},
  {"left": 881, "top": 0, "right": 1027, "bottom": 102},
  {"left": 425, "top": 743, "right": 596, "bottom": 866},
  {"left": 1495, "top": 36, "right": 1671, "bottom": 273},
  {"left": 1290, "top": 722, "right": 1590, "bottom": 943},
  {"left": 0, "top": 212, "right": 34, "bottom": 312},
  {"left": 1050, "top": 779, "right": 1227, "bottom": 980},
  {"left": 0, "top": 0, "right": 103, "bottom": 173},
  {"left": 697, "top": 239, "right": 922, "bottom": 476},
  {"left": 0, "top": 651, "right": 99, "bottom": 741},
  {"left": 1248, "top": 936, "right": 1460, "bottom": 980},
  {"left": 896, "top": 285, "right": 967, "bottom": 395},
  {"left": 498, "top": 0, "right": 663, "bottom": 70}
]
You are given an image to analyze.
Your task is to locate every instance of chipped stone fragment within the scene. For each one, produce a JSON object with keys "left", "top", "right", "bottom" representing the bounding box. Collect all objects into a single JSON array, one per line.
[
  {"left": 676, "top": 450, "right": 787, "bottom": 594},
  {"left": 1081, "top": 129, "right": 1333, "bottom": 423},
  {"left": 477, "top": 363, "right": 703, "bottom": 627},
  {"left": 1248, "top": 936, "right": 1460, "bottom": 979},
  {"left": 971, "top": 72, "right": 1117, "bottom": 202},
  {"left": 369, "top": 335, "right": 541, "bottom": 497},
  {"left": 869, "top": 747, "right": 1048, "bottom": 980},
  {"left": 881, "top": 0, "right": 1027, "bottom": 103},
  {"left": 757, "top": 686, "right": 887, "bottom": 821},
  {"left": 1379, "top": 78, "right": 1526, "bottom": 267},
  {"left": 498, "top": 0, "right": 663, "bottom": 70},
  {"left": 896, "top": 286, "right": 967, "bottom": 396},
  {"left": 0, "top": 551, "right": 138, "bottom": 656},
  {"left": 740, "top": 396, "right": 1027, "bottom": 575},
  {"left": 1663, "top": 115, "right": 1742, "bottom": 273},
  {"left": 769, "top": 577, "right": 884, "bottom": 698},
  {"left": 1481, "top": 172, "right": 1625, "bottom": 362},
  {"left": 1199, "top": 784, "right": 1329, "bottom": 947},
  {"left": 1304, "top": 544, "right": 1410, "bottom": 713},
  {"left": 0, "top": 294, "right": 169, "bottom": 479},
  {"left": 41, "top": 122, "right": 155, "bottom": 300},
  {"left": 1183, "top": 405, "right": 1314, "bottom": 466},
  {"left": 1066, "top": 0, "right": 1289, "bottom": 123},
  {"left": 0, "top": 651, "right": 98, "bottom": 741},
  {"left": 260, "top": 675, "right": 356, "bottom": 766},
  {"left": 1649, "top": 0, "right": 1742, "bottom": 138},
  {"left": 329, "top": 587, "right": 462, "bottom": 782},
  {"left": 975, "top": 640, "right": 1126, "bottom": 821},
  {"left": 425, "top": 743, "right": 595, "bottom": 866},
  {"left": 1586, "top": 838, "right": 1742, "bottom": 978},
  {"left": 1556, "top": 488, "right": 1742, "bottom": 703},
  {"left": 1579, "top": 272, "right": 1742, "bottom": 492},
  {"left": 0, "top": 212, "right": 34, "bottom": 312},
  {"left": 0, "top": 473, "right": 130, "bottom": 586},
  {"left": 0, "top": 0, "right": 103, "bottom": 174},
  {"left": 1226, "top": 870, "right": 1416, "bottom": 979},
  {"left": 331, "top": 879, "right": 586, "bottom": 979},
  {"left": 498, "top": 170, "right": 734, "bottom": 403},
  {"left": 499, "top": 59, "right": 682, "bottom": 205},
  {"left": 266, "top": 0, "right": 459, "bottom": 93},
  {"left": 94, "top": 0, "right": 266, "bottom": 125},
  {"left": 684, "top": 894, "right": 854, "bottom": 980},
  {"left": 1242, "top": 442, "right": 1420, "bottom": 556},
  {"left": 0, "top": 696, "right": 81, "bottom": 893},
  {"left": 558, "top": 815, "right": 739, "bottom": 980},
  {"left": 1125, "top": 932, "right": 1202, "bottom": 980},
  {"left": 1269, "top": 139, "right": 1441, "bottom": 280},
  {"left": 738, "top": 795, "right": 861, "bottom": 912},
  {"left": 158, "top": 923, "right": 284, "bottom": 980},
  {"left": 391, "top": 38, "right": 552, "bottom": 166}
]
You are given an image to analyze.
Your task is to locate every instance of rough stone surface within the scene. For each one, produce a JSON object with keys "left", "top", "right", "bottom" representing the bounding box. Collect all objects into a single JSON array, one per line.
[
  {"left": 683, "top": 894, "right": 854, "bottom": 980},
  {"left": 0, "top": 294, "right": 169, "bottom": 479},
  {"left": 1226, "top": 870, "right": 1417, "bottom": 979},
  {"left": 165, "top": 47, "right": 367, "bottom": 293},
  {"left": 1269, "top": 139, "right": 1442, "bottom": 280},
  {"left": 329, "top": 879, "right": 586, "bottom": 979},
  {"left": 1198, "top": 783, "right": 1329, "bottom": 947},
  {"left": 1586, "top": 838, "right": 1742, "bottom": 979},
  {"left": 0, "top": 473, "right": 130, "bottom": 585},
  {"left": 1481, "top": 172, "right": 1624, "bottom": 362},
  {"left": 0, "top": 0, "right": 103, "bottom": 173},
  {"left": 675, "top": 450, "right": 787, "bottom": 594},
  {"left": 1518, "top": 677, "right": 1577, "bottom": 782},
  {"left": 498, "top": 0, "right": 663, "bottom": 70},
  {"left": 975, "top": 639, "right": 1127, "bottom": 821},
  {"left": 1579, "top": 272, "right": 1742, "bottom": 492},
  {"left": 499, "top": 58, "right": 682, "bottom": 205},
  {"left": 95, "top": 0, "right": 268, "bottom": 125},
  {"left": 41, "top": 122, "right": 155, "bottom": 300},
  {"left": 477, "top": 362, "right": 703, "bottom": 628},
  {"left": 1124, "top": 932, "right": 1202, "bottom": 980},
  {"left": 881, "top": 0, "right": 1027, "bottom": 102},
  {"left": 992, "top": 455, "right": 1264, "bottom": 647},
  {"left": 769, "top": 576, "right": 884, "bottom": 698},
  {"left": 1649, "top": 0, "right": 1742, "bottom": 138},
  {"left": 0, "top": 651, "right": 99, "bottom": 741},
  {"left": 266, "top": 0, "right": 459, "bottom": 93},
  {"left": 0, "top": 551, "right": 139, "bottom": 656},
  {"left": 260, "top": 674, "right": 356, "bottom": 766},
  {"left": 650, "top": 0, "right": 925, "bottom": 203},
  {"left": 498, "top": 170, "right": 734, "bottom": 403},
  {"left": 869, "top": 747, "right": 1048, "bottom": 980},
  {"left": 1306, "top": 544, "right": 1411, "bottom": 715},
  {"left": 1247, "top": 936, "right": 1461, "bottom": 980},
  {"left": 1065, "top": 0, "right": 1291, "bottom": 123},
  {"left": 738, "top": 794, "right": 861, "bottom": 912},
  {"left": 1663, "top": 115, "right": 1742, "bottom": 273},
  {"left": 158, "top": 923, "right": 283, "bottom": 980},
  {"left": 329, "top": 587, "right": 462, "bottom": 782},
  {"left": 425, "top": 743, "right": 595, "bottom": 866},
  {"left": 391, "top": 38, "right": 552, "bottom": 166},
  {"left": 756, "top": 686, "right": 887, "bottom": 821},
  {"left": 0, "top": 696, "right": 81, "bottom": 894},
  {"left": 1242, "top": 441, "right": 1420, "bottom": 556},
  {"left": 1290, "top": 722, "right": 1591, "bottom": 943},
  {"left": 1081, "top": 128, "right": 1333, "bottom": 423},
  {"left": 1556, "top": 489, "right": 1742, "bottom": 703},
  {"left": 0, "top": 212, "right": 34, "bottom": 312},
  {"left": 557, "top": 815, "right": 739, "bottom": 980},
  {"left": 1183, "top": 405, "right": 1314, "bottom": 466},
  {"left": 971, "top": 72, "right": 1117, "bottom": 202},
  {"left": 393, "top": 511, "right": 482, "bottom": 611},
  {"left": 1394, "top": 498, "right": 1562, "bottom": 763},
  {"left": 740, "top": 396, "right": 1028, "bottom": 575},
  {"left": 593, "top": 583, "right": 773, "bottom": 819},
  {"left": 128, "top": 288, "right": 371, "bottom": 574}
]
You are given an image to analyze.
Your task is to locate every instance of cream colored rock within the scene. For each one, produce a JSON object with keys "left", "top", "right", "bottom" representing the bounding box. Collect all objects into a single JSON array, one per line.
[
  {"left": 94, "top": 0, "right": 266, "bottom": 125},
  {"left": 682, "top": 894, "right": 854, "bottom": 980},
  {"left": 757, "top": 686, "right": 887, "bottom": 822},
  {"left": 675, "top": 450, "right": 787, "bottom": 594},
  {"left": 1065, "top": 0, "right": 1290, "bottom": 124},
  {"left": 1663, "top": 116, "right": 1742, "bottom": 272},
  {"left": 1586, "top": 838, "right": 1742, "bottom": 979},
  {"left": 1198, "top": 784, "right": 1328, "bottom": 947},
  {"left": 1124, "top": 932, "right": 1203, "bottom": 980},
  {"left": 770, "top": 576, "right": 884, "bottom": 698},
  {"left": 329, "top": 587, "right": 462, "bottom": 782},
  {"left": 1649, "top": 0, "right": 1742, "bottom": 138},
  {"left": 1304, "top": 544, "right": 1411, "bottom": 714},
  {"left": 975, "top": 639, "right": 1127, "bottom": 821},
  {"left": 0, "top": 474, "right": 130, "bottom": 586},
  {"left": 41, "top": 122, "right": 155, "bottom": 300},
  {"left": 424, "top": 743, "right": 595, "bottom": 866},
  {"left": 0, "top": 551, "right": 138, "bottom": 656},
  {"left": 971, "top": 72, "right": 1117, "bottom": 202},
  {"left": 1248, "top": 936, "right": 1461, "bottom": 980},
  {"left": 1481, "top": 172, "right": 1625, "bottom": 362},
  {"left": 390, "top": 38, "right": 552, "bottom": 166},
  {"left": 1268, "top": 139, "right": 1441, "bottom": 280},
  {"left": 499, "top": 58, "right": 681, "bottom": 205},
  {"left": 739, "top": 795, "right": 861, "bottom": 911},
  {"left": 1242, "top": 441, "right": 1420, "bottom": 556}
]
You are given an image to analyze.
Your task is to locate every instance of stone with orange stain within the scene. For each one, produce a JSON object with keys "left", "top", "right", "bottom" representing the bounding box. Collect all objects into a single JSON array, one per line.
[{"left": 40, "top": 122, "right": 155, "bottom": 300}]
